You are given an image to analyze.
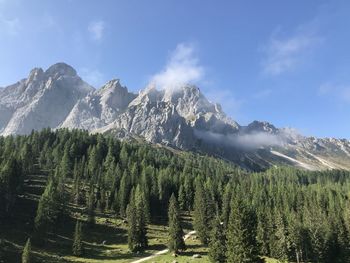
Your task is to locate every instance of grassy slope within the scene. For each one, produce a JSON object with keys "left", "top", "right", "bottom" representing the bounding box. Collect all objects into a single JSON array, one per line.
[
  {"left": 0, "top": 172, "right": 282, "bottom": 263},
  {"left": 0, "top": 207, "right": 282, "bottom": 263},
  {"left": 0, "top": 187, "right": 211, "bottom": 263}
]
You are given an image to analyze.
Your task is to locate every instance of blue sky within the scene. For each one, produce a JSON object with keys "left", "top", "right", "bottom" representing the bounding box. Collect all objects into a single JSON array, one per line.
[{"left": 0, "top": 0, "right": 350, "bottom": 138}]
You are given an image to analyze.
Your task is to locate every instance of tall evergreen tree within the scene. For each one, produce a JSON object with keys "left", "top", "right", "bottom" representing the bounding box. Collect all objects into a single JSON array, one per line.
[
  {"left": 178, "top": 185, "right": 186, "bottom": 211},
  {"left": 21, "top": 143, "right": 35, "bottom": 175},
  {"left": 34, "top": 179, "right": 60, "bottom": 239},
  {"left": 193, "top": 182, "right": 210, "bottom": 244},
  {"left": 127, "top": 195, "right": 138, "bottom": 252},
  {"left": 272, "top": 213, "right": 291, "bottom": 262},
  {"left": 221, "top": 183, "right": 232, "bottom": 226},
  {"left": 60, "top": 146, "right": 72, "bottom": 178},
  {"left": 134, "top": 185, "right": 148, "bottom": 250},
  {"left": 0, "top": 157, "right": 23, "bottom": 216},
  {"left": 256, "top": 214, "right": 271, "bottom": 257},
  {"left": 118, "top": 171, "right": 130, "bottom": 217},
  {"left": 167, "top": 194, "right": 186, "bottom": 253},
  {"left": 87, "top": 189, "right": 96, "bottom": 227},
  {"left": 183, "top": 177, "right": 193, "bottom": 213},
  {"left": 226, "top": 198, "right": 261, "bottom": 263},
  {"left": 208, "top": 216, "right": 226, "bottom": 263}
]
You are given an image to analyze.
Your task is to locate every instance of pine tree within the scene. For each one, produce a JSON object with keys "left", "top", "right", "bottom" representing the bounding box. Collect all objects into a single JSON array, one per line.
[
  {"left": 119, "top": 144, "right": 129, "bottom": 169},
  {"left": 193, "top": 182, "right": 210, "bottom": 244},
  {"left": 208, "top": 216, "right": 226, "bottom": 263},
  {"left": 88, "top": 146, "right": 99, "bottom": 176},
  {"left": 126, "top": 187, "right": 148, "bottom": 252},
  {"left": 21, "top": 142, "right": 35, "bottom": 175},
  {"left": 183, "top": 177, "right": 193, "bottom": 213},
  {"left": 0, "top": 157, "right": 23, "bottom": 215},
  {"left": 60, "top": 146, "right": 72, "bottom": 178},
  {"left": 256, "top": 213, "right": 271, "bottom": 257},
  {"left": 168, "top": 194, "right": 186, "bottom": 253},
  {"left": 34, "top": 179, "right": 60, "bottom": 239},
  {"left": 118, "top": 171, "right": 130, "bottom": 217},
  {"left": 72, "top": 220, "right": 83, "bottom": 256},
  {"left": 127, "top": 195, "right": 138, "bottom": 252},
  {"left": 134, "top": 185, "right": 148, "bottom": 250},
  {"left": 272, "top": 213, "right": 291, "bottom": 262},
  {"left": 178, "top": 185, "right": 186, "bottom": 210},
  {"left": 55, "top": 168, "right": 68, "bottom": 222},
  {"left": 226, "top": 198, "right": 261, "bottom": 263},
  {"left": 22, "top": 238, "right": 31, "bottom": 263},
  {"left": 87, "top": 189, "right": 95, "bottom": 227},
  {"left": 221, "top": 183, "right": 232, "bottom": 226}
]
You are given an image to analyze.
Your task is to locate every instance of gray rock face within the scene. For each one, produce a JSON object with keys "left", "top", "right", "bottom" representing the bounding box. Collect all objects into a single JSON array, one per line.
[
  {"left": 1, "top": 62, "right": 350, "bottom": 170},
  {"left": 243, "top": 120, "right": 278, "bottom": 134},
  {"left": 100, "top": 84, "right": 239, "bottom": 149},
  {"left": 0, "top": 63, "right": 93, "bottom": 135},
  {"left": 98, "top": 86, "right": 197, "bottom": 149},
  {"left": 60, "top": 79, "right": 136, "bottom": 130}
]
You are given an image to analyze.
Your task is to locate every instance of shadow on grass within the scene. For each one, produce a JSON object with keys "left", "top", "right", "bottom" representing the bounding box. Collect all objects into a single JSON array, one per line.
[
  {"left": 181, "top": 250, "right": 208, "bottom": 257},
  {"left": 0, "top": 210, "right": 131, "bottom": 262},
  {"left": 147, "top": 243, "right": 167, "bottom": 251}
]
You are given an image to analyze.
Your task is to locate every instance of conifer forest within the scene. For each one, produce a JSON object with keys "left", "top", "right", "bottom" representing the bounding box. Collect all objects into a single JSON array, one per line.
[{"left": 0, "top": 129, "right": 350, "bottom": 262}]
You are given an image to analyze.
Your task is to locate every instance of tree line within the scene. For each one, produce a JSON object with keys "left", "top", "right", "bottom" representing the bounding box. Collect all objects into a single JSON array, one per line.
[{"left": 1, "top": 128, "right": 350, "bottom": 262}]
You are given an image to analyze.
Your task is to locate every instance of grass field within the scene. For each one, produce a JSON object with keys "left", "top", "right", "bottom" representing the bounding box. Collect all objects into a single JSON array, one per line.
[
  {"left": 0, "top": 173, "right": 282, "bottom": 263},
  {"left": 0, "top": 210, "right": 282, "bottom": 263},
  {"left": 0, "top": 203, "right": 282, "bottom": 263},
  {"left": 0, "top": 194, "right": 211, "bottom": 263}
]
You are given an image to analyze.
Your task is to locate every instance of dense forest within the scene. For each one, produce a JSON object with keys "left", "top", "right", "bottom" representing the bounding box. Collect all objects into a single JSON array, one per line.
[{"left": 1, "top": 128, "right": 350, "bottom": 262}]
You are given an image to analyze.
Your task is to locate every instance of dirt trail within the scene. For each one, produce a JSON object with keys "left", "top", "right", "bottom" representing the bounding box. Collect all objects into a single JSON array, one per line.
[{"left": 130, "top": 230, "right": 196, "bottom": 263}]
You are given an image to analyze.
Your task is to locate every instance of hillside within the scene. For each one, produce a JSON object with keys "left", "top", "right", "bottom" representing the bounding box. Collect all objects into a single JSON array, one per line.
[{"left": 1, "top": 129, "right": 350, "bottom": 262}]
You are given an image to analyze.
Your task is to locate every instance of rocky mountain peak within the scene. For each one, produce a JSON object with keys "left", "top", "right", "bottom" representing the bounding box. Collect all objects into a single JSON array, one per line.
[
  {"left": 162, "top": 85, "right": 197, "bottom": 104},
  {"left": 44, "top": 62, "right": 77, "bottom": 78},
  {"left": 129, "top": 84, "right": 163, "bottom": 106},
  {"left": 27, "top": 68, "right": 44, "bottom": 83},
  {"left": 2, "top": 62, "right": 350, "bottom": 171},
  {"left": 98, "top": 79, "right": 136, "bottom": 110},
  {"left": 245, "top": 120, "right": 278, "bottom": 134},
  {"left": 0, "top": 63, "right": 92, "bottom": 136},
  {"left": 100, "top": 79, "right": 121, "bottom": 90}
]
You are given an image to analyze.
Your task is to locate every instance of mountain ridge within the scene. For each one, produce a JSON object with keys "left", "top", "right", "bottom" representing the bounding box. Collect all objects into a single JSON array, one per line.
[{"left": 1, "top": 62, "right": 349, "bottom": 171}]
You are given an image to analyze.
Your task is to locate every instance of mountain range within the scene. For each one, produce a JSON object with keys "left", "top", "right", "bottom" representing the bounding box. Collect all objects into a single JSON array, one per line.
[{"left": 1, "top": 62, "right": 350, "bottom": 171}]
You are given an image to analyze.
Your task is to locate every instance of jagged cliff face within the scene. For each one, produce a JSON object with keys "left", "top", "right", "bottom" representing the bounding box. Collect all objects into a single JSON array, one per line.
[
  {"left": 60, "top": 79, "right": 136, "bottom": 130},
  {"left": 1, "top": 63, "right": 350, "bottom": 171},
  {"left": 0, "top": 63, "right": 93, "bottom": 135}
]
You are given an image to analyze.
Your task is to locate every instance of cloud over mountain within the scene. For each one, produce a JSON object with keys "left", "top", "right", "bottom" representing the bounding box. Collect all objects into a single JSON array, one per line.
[{"left": 150, "top": 43, "right": 204, "bottom": 91}]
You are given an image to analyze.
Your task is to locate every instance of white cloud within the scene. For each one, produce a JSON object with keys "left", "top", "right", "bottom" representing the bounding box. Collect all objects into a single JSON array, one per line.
[
  {"left": 80, "top": 68, "right": 105, "bottom": 88},
  {"left": 150, "top": 43, "right": 204, "bottom": 91},
  {"left": 151, "top": 42, "right": 243, "bottom": 118},
  {"left": 88, "top": 20, "right": 105, "bottom": 41},
  {"left": 194, "top": 130, "right": 283, "bottom": 150},
  {"left": 262, "top": 28, "right": 321, "bottom": 75}
]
